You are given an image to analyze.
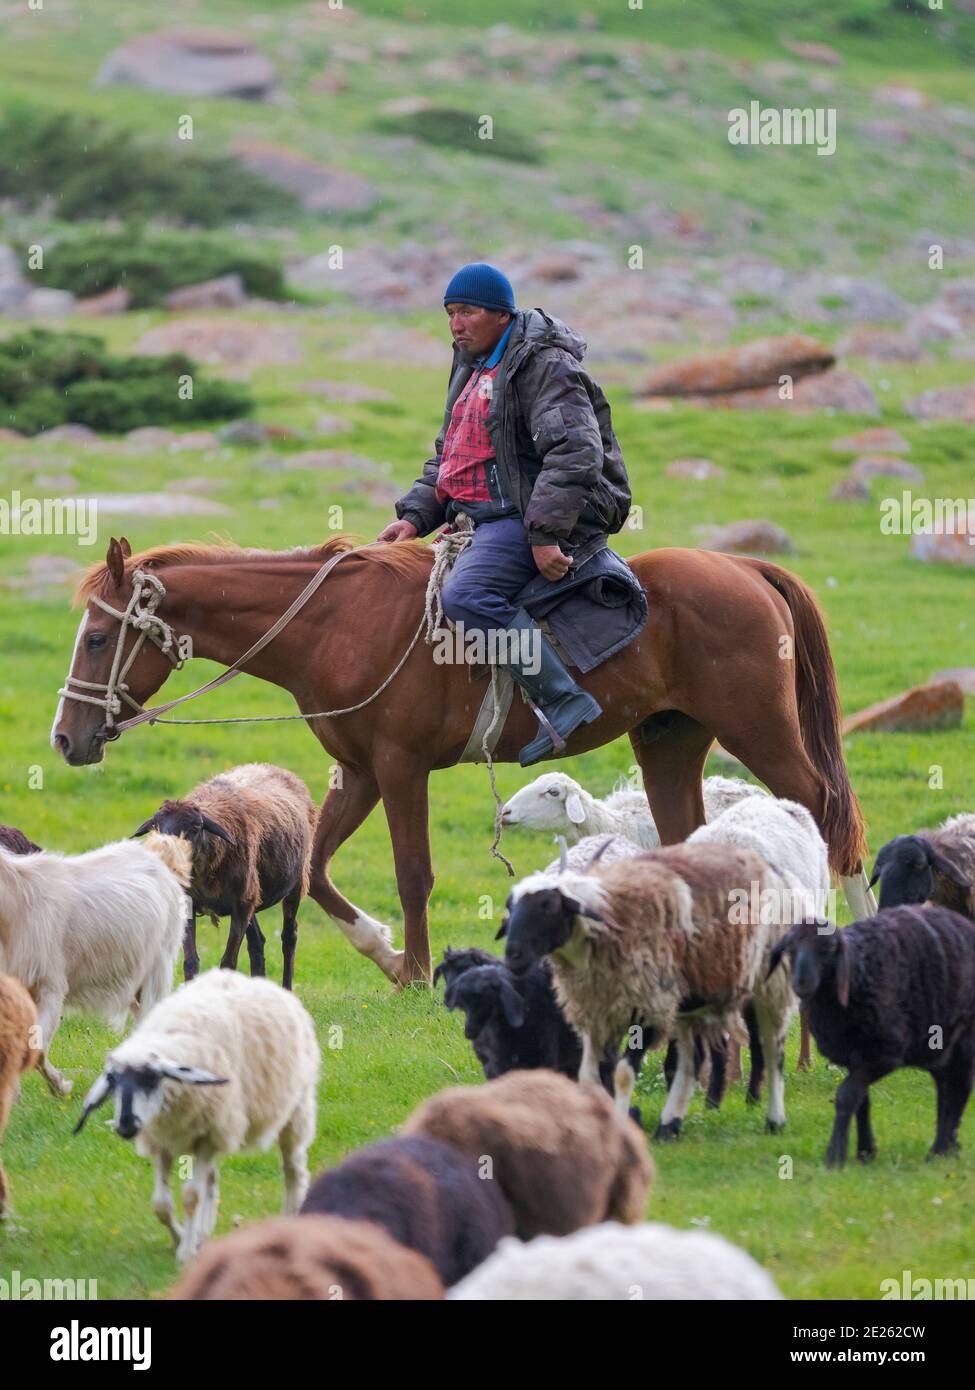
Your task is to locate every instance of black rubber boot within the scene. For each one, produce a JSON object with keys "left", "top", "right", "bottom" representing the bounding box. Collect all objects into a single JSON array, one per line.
[{"left": 500, "top": 607, "right": 602, "bottom": 766}]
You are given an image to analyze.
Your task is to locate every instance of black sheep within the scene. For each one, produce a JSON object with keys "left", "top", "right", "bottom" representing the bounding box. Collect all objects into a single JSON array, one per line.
[
  {"left": 0, "top": 825, "right": 42, "bottom": 856},
  {"left": 768, "top": 908, "right": 975, "bottom": 1166},
  {"left": 870, "top": 820, "right": 975, "bottom": 918},
  {"left": 300, "top": 1135, "right": 514, "bottom": 1286}
]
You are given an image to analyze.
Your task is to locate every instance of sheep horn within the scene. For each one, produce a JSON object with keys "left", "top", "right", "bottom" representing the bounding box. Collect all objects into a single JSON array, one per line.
[
  {"left": 198, "top": 815, "right": 234, "bottom": 845},
  {"left": 585, "top": 836, "right": 614, "bottom": 870},
  {"left": 157, "top": 1062, "right": 229, "bottom": 1086},
  {"left": 131, "top": 817, "right": 157, "bottom": 838}
]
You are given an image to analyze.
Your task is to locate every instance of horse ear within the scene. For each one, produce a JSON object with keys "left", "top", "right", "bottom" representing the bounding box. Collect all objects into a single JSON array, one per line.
[
  {"left": 118, "top": 536, "right": 132, "bottom": 559},
  {"left": 835, "top": 934, "right": 851, "bottom": 1008},
  {"left": 106, "top": 538, "right": 126, "bottom": 589}
]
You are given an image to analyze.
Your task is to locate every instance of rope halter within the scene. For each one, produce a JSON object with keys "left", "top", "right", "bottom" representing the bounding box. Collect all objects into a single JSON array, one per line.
[{"left": 57, "top": 569, "right": 186, "bottom": 735}]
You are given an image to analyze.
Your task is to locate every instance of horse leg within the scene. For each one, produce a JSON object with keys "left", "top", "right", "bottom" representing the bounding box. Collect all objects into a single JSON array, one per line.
[
  {"left": 377, "top": 761, "right": 434, "bottom": 987},
  {"left": 627, "top": 712, "right": 713, "bottom": 845},
  {"left": 307, "top": 764, "right": 404, "bottom": 983}
]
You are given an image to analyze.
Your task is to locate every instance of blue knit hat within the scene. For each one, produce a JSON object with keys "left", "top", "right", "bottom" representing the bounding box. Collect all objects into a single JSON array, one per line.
[{"left": 443, "top": 262, "right": 516, "bottom": 313}]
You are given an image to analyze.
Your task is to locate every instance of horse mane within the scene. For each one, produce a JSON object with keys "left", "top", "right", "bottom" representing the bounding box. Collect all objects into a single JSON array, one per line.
[{"left": 74, "top": 534, "right": 434, "bottom": 605}]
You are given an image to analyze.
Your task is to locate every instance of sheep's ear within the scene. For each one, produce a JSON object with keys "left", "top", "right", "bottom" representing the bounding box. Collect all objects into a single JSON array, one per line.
[
  {"left": 767, "top": 926, "right": 799, "bottom": 980},
  {"left": 73, "top": 1072, "right": 114, "bottom": 1135},
  {"left": 106, "top": 537, "right": 127, "bottom": 590},
  {"left": 867, "top": 866, "right": 880, "bottom": 889},
  {"left": 494, "top": 915, "right": 509, "bottom": 941},
  {"left": 499, "top": 977, "right": 526, "bottom": 1029},
  {"left": 565, "top": 792, "right": 586, "bottom": 825},
  {"left": 835, "top": 935, "right": 851, "bottom": 1008},
  {"left": 158, "top": 1063, "right": 229, "bottom": 1086},
  {"left": 432, "top": 959, "right": 447, "bottom": 987},
  {"left": 926, "top": 846, "right": 972, "bottom": 889},
  {"left": 198, "top": 815, "right": 234, "bottom": 845},
  {"left": 131, "top": 817, "right": 157, "bottom": 838}
]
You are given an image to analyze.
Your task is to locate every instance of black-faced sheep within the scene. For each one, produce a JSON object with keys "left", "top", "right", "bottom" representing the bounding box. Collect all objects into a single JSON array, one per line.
[
  {"left": 768, "top": 907, "right": 975, "bottom": 1166},
  {"left": 870, "top": 815, "right": 975, "bottom": 919},
  {"left": 133, "top": 762, "right": 318, "bottom": 988},
  {"left": 0, "top": 832, "right": 190, "bottom": 1096},
  {"left": 170, "top": 1214, "right": 445, "bottom": 1300},
  {"left": 400, "top": 1069, "right": 653, "bottom": 1239},
  {"left": 0, "top": 973, "right": 39, "bottom": 1219},
  {"left": 435, "top": 947, "right": 583, "bottom": 1081},
  {"left": 500, "top": 843, "right": 791, "bottom": 1138},
  {"left": 74, "top": 968, "right": 319, "bottom": 1262},
  {"left": 449, "top": 1221, "right": 783, "bottom": 1300},
  {"left": 0, "top": 825, "right": 42, "bottom": 855},
  {"left": 300, "top": 1135, "right": 514, "bottom": 1286}
]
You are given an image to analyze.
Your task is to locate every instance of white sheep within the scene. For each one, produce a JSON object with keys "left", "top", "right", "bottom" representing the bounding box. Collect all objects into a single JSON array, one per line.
[
  {"left": 543, "top": 833, "right": 642, "bottom": 875},
  {"left": 74, "top": 968, "right": 319, "bottom": 1264},
  {"left": 449, "top": 1221, "right": 782, "bottom": 1300},
  {"left": 502, "top": 772, "right": 768, "bottom": 847},
  {"left": 0, "top": 833, "right": 190, "bottom": 1097},
  {"left": 687, "top": 794, "right": 831, "bottom": 1106}
]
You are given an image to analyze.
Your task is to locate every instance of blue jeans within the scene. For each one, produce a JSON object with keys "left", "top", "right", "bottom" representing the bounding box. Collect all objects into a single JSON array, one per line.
[{"left": 440, "top": 517, "right": 541, "bottom": 633}]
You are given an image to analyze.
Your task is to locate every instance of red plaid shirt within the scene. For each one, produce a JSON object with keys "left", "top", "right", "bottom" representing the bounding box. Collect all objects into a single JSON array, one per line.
[{"left": 435, "top": 365, "right": 499, "bottom": 505}]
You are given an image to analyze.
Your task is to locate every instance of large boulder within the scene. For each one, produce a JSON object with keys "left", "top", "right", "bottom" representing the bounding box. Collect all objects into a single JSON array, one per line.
[
  {"left": 849, "top": 455, "right": 924, "bottom": 485},
  {"left": 164, "top": 275, "right": 247, "bottom": 311},
  {"left": 701, "top": 520, "right": 794, "bottom": 555},
  {"left": 133, "top": 318, "right": 301, "bottom": 369},
  {"left": 930, "top": 668, "right": 975, "bottom": 696},
  {"left": 842, "top": 681, "right": 965, "bottom": 735},
  {"left": 639, "top": 335, "right": 834, "bottom": 397},
  {"left": 231, "top": 140, "right": 378, "bottom": 213},
  {"left": 832, "top": 427, "right": 910, "bottom": 454},
  {"left": 910, "top": 505, "right": 975, "bottom": 567},
  {"left": 96, "top": 30, "right": 277, "bottom": 100},
  {"left": 687, "top": 370, "right": 879, "bottom": 415}
]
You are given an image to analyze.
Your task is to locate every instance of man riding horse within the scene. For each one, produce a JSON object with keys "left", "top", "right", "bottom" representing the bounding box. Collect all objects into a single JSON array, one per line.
[{"left": 378, "top": 262, "right": 631, "bottom": 766}]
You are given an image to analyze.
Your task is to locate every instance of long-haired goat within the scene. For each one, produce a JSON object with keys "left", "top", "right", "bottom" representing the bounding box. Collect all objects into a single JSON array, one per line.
[
  {"left": 0, "top": 833, "right": 189, "bottom": 1096},
  {"left": 0, "top": 973, "right": 39, "bottom": 1218},
  {"left": 133, "top": 762, "right": 317, "bottom": 989}
]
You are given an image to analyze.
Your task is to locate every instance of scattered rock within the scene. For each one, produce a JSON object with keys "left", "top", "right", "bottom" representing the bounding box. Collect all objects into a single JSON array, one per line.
[
  {"left": 782, "top": 39, "right": 843, "bottom": 65},
  {"left": 90, "top": 492, "right": 232, "bottom": 517},
  {"left": 6, "top": 554, "right": 83, "bottom": 599},
  {"left": 830, "top": 478, "right": 870, "bottom": 501},
  {"left": 20, "top": 288, "right": 77, "bottom": 318},
  {"left": 907, "top": 305, "right": 965, "bottom": 342},
  {"left": 665, "top": 458, "right": 724, "bottom": 481},
  {"left": 836, "top": 327, "right": 922, "bottom": 362},
  {"left": 930, "top": 668, "right": 975, "bottom": 696},
  {"left": 133, "top": 318, "right": 301, "bottom": 368},
  {"left": 531, "top": 255, "right": 583, "bottom": 283},
  {"left": 165, "top": 275, "right": 247, "bottom": 311},
  {"left": 640, "top": 335, "right": 834, "bottom": 397},
  {"left": 0, "top": 427, "right": 24, "bottom": 443},
  {"left": 379, "top": 96, "right": 431, "bottom": 117},
  {"left": 873, "top": 85, "right": 930, "bottom": 111},
  {"left": 905, "top": 382, "right": 975, "bottom": 423},
  {"left": 77, "top": 286, "right": 132, "bottom": 317},
  {"left": 832, "top": 427, "right": 910, "bottom": 454},
  {"left": 702, "top": 520, "right": 794, "bottom": 555},
  {"left": 34, "top": 423, "right": 99, "bottom": 445},
  {"left": 314, "top": 414, "right": 352, "bottom": 435},
  {"left": 693, "top": 370, "right": 879, "bottom": 415},
  {"left": 216, "top": 420, "right": 270, "bottom": 445},
  {"left": 300, "top": 379, "right": 395, "bottom": 403},
  {"left": 849, "top": 455, "right": 924, "bottom": 485},
  {"left": 169, "top": 431, "right": 221, "bottom": 452},
  {"left": 32, "top": 472, "right": 77, "bottom": 491},
  {"left": 163, "top": 476, "right": 222, "bottom": 494},
  {"left": 125, "top": 427, "right": 177, "bottom": 450},
  {"left": 842, "top": 681, "right": 965, "bottom": 735},
  {"left": 910, "top": 506, "right": 975, "bottom": 567},
  {"left": 279, "top": 449, "right": 379, "bottom": 471},
  {"left": 342, "top": 327, "right": 446, "bottom": 368},
  {"left": 231, "top": 139, "right": 378, "bottom": 213},
  {"left": 785, "top": 276, "right": 907, "bottom": 324},
  {"left": 96, "top": 29, "right": 277, "bottom": 100}
]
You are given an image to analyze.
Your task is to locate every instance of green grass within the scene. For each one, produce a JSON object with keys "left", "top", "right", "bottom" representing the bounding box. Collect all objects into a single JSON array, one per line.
[{"left": 0, "top": 299, "right": 972, "bottom": 1300}]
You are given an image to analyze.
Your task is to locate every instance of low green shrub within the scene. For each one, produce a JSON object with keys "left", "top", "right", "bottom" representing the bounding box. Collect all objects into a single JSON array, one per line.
[
  {"left": 0, "top": 329, "right": 252, "bottom": 435},
  {"left": 377, "top": 108, "right": 543, "bottom": 164}
]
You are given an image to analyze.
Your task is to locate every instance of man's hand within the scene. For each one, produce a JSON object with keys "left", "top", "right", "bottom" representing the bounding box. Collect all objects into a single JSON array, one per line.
[
  {"left": 532, "top": 543, "right": 573, "bottom": 581},
  {"left": 377, "top": 519, "right": 418, "bottom": 543}
]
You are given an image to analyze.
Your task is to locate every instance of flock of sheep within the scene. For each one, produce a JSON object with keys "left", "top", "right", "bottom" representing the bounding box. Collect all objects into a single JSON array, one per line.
[{"left": 1, "top": 762, "right": 974, "bottom": 1299}]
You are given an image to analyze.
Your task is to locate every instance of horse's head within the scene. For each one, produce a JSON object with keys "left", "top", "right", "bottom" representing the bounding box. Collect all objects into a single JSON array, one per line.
[{"left": 51, "top": 537, "right": 183, "bottom": 766}]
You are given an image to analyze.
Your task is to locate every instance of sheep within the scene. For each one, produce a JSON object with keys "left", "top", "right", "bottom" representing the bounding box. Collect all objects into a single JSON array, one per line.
[
  {"left": 300, "top": 1135, "right": 514, "bottom": 1286},
  {"left": 449, "top": 1221, "right": 783, "bottom": 1301},
  {"left": 401, "top": 1069, "right": 653, "bottom": 1239},
  {"left": 0, "top": 973, "right": 39, "bottom": 1219},
  {"left": 686, "top": 795, "right": 830, "bottom": 1115},
  {"left": 769, "top": 907, "right": 975, "bottom": 1165},
  {"left": 133, "top": 762, "right": 318, "bottom": 989},
  {"left": 73, "top": 968, "right": 319, "bottom": 1263},
  {"left": 500, "top": 842, "right": 789, "bottom": 1138},
  {"left": 170, "top": 1215, "right": 445, "bottom": 1300},
  {"left": 870, "top": 814, "right": 975, "bottom": 919},
  {"left": 0, "top": 825, "right": 41, "bottom": 855},
  {"left": 0, "top": 832, "right": 190, "bottom": 1097},
  {"left": 501, "top": 772, "right": 768, "bottom": 848}
]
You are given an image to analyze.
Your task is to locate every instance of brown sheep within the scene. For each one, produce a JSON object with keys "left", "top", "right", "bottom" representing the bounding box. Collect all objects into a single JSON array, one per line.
[
  {"left": 400, "top": 1069, "right": 653, "bottom": 1239},
  {"left": 169, "top": 1215, "right": 445, "bottom": 1300},
  {"left": 0, "top": 973, "right": 40, "bottom": 1218}
]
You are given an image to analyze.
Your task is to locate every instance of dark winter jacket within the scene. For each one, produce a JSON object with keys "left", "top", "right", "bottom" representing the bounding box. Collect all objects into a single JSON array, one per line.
[{"left": 395, "top": 308, "right": 631, "bottom": 547}]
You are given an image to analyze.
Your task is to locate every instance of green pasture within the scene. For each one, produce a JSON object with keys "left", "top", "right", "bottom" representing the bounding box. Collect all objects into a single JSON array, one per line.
[{"left": 0, "top": 302, "right": 972, "bottom": 1300}]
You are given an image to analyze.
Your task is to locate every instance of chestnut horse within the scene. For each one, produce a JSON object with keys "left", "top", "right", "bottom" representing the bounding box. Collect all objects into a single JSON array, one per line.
[{"left": 52, "top": 535, "right": 873, "bottom": 989}]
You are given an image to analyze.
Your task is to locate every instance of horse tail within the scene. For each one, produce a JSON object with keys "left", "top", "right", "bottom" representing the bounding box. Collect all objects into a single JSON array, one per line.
[{"left": 752, "top": 560, "right": 867, "bottom": 877}]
